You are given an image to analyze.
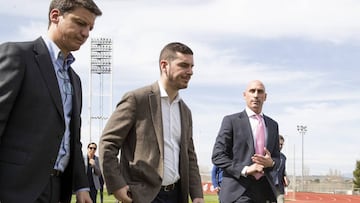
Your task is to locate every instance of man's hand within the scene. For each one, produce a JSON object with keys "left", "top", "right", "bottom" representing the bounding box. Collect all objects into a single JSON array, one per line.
[
  {"left": 192, "top": 197, "right": 204, "bottom": 203},
  {"left": 251, "top": 147, "right": 273, "bottom": 168},
  {"left": 75, "top": 191, "right": 93, "bottom": 203},
  {"left": 89, "top": 158, "right": 95, "bottom": 167},
  {"left": 284, "top": 176, "right": 290, "bottom": 186},
  {"left": 113, "top": 185, "right": 132, "bottom": 203},
  {"left": 246, "top": 163, "right": 265, "bottom": 176}
]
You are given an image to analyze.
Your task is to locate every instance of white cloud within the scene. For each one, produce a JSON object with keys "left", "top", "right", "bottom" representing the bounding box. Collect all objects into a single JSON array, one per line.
[{"left": 89, "top": 0, "right": 360, "bottom": 43}]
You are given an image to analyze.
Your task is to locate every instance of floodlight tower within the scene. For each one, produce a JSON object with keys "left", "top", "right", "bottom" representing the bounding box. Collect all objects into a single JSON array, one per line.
[
  {"left": 89, "top": 38, "right": 113, "bottom": 142},
  {"left": 297, "top": 125, "right": 307, "bottom": 191}
]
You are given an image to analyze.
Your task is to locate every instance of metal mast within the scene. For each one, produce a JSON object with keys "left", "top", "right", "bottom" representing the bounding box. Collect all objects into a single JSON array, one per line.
[{"left": 89, "top": 38, "right": 113, "bottom": 142}]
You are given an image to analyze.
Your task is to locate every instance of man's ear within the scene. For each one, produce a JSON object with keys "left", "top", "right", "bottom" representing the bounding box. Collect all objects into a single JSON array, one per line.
[
  {"left": 160, "top": 60, "right": 168, "bottom": 73},
  {"left": 49, "top": 8, "right": 61, "bottom": 23}
]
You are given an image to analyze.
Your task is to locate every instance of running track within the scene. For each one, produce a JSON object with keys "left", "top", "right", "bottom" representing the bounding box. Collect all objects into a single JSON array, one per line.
[{"left": 286, "top": 192, "right": 360, "bottom": 202}]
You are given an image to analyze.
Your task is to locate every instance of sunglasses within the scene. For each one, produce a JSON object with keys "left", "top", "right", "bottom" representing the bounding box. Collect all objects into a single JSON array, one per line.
[{"left": 89, "top": 147, "right": 97, "bottom": 150}]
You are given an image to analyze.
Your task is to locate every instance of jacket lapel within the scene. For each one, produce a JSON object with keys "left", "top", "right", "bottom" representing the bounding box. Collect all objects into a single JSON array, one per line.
[
  {"left": 239, "top": 111, "right": 256, "bottom": 154},
  {"left": 179, "top": 100, "right": 189, "bottom": 150},
  {"left": 149, "top": 83, "right": 164, "bottom": 159},
  {"left": 33, "top": 37, "right": 64, "bottom": 120},
  {"left": 68, "top": 67, "right": 81, "bottom": 116},
  {"left": 263, "top": 115, "right": 274, "bottom": 150}
]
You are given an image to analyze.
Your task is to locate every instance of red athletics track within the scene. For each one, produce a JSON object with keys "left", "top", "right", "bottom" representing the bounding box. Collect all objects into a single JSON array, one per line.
[{"left": 286, "top": 192, "right": 360, "bottom": 203}]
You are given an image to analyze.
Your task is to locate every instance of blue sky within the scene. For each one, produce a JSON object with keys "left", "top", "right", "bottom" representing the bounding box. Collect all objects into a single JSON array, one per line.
[{"left": 1, "top": 0, "right": 360, "bottom": 177}]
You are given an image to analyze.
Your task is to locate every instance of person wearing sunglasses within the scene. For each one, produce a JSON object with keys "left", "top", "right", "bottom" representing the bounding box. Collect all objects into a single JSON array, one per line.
[{"left": 84, "top": 143, "right": 102, "bottom": 203}]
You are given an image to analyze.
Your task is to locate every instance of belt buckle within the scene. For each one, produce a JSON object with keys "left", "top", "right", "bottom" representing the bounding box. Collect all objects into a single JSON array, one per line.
[
  {"left": 51, "top": 169, "right": 62, "bottom": 177},
  {"left": 163, "top": 183, "right": 175, "bottom": 192}
]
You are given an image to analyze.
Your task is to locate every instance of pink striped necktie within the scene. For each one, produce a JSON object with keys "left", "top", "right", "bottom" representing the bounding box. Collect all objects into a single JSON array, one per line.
[
  {"left": 255, "top": 114, "right": 265, "bottom": 156},
  {"left": 254, "top": 114, "right": 265, "bottom": 180}
]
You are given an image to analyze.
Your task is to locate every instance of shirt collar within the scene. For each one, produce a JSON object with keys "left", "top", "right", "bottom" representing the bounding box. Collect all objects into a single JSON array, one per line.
[
  {"left": 158, "top": 81, "right": 181, "bottom": 103},
  {"left": 42, "top": 35, "right": 75, "bottom": 70},
  {"left": 245, "top": 106, "right": 263, "bottom": 118}
]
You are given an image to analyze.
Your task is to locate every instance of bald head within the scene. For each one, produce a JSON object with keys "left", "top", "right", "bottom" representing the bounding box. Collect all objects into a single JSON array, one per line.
[
  {"left": 245, "top": 80, "right": 265, "bottom": 91},
  {"left": 243, "top": 80, "right": 267, "bottom": 114}
]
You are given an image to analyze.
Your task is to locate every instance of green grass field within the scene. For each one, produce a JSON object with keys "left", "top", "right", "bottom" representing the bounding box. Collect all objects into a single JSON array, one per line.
[{"left": 71, "top": 192, "right": 219, "bottom": 203}]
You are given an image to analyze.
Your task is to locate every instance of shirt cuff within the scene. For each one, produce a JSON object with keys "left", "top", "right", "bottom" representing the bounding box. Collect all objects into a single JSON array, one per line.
[
  {"left": 75, "top": 187, "right": 90, "bottom": 193},
  {"left": 241, "top": 166, "right": 248, "bottom": 177}
]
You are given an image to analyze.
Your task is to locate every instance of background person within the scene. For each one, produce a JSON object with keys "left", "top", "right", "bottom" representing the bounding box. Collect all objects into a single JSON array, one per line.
[
  {"left": 84, "top": 142, "right": 102, "bottom": 203},
  {"left": 0, "top": 0, "right": 102, "bottom": 202},
  {"left": 271, "top": 135, "right": 290, "bottom": 203},
  {"left": 99, "top": 42, "right": 204, "bottom": 203},
  {"left": 212, "top": 80, "right": 280, "bottom": 203},
  {"left": 211, "top": 165, "right": 223, "bottom": 203}
]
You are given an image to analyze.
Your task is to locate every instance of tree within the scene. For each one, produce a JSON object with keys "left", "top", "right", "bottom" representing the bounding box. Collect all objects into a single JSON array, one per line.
[{"left": 353, "top": 160, "right": 360, "bottom": 191}]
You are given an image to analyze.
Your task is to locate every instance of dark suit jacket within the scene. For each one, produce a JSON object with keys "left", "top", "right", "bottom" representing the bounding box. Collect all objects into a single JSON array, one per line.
[
  {"left": 84, "top": 155, "right": 102, "bottom": 190},
  {"left": 99, "top": 82, "right": 203, "bottom": 203},
  {"left": 271, "top": 152, "right": 287, "bottom": 194},
  {"left": 0, "top": 37, "right": 88, "bottom": 202},
  {"left": 212, "top": 110, "right": 280, "bottom": 203}
]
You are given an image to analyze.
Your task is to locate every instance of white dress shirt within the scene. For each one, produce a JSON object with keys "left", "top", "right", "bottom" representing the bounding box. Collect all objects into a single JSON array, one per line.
[{"left": 158, "top": 81, "right": 181, "bottom": 185}]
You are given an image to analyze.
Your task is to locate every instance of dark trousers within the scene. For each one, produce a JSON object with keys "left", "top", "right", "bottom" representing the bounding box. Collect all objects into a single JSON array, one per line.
[
  {"left": 36, "top": 175, "right": 61, "bottom": 203},
  {"left": 217, "top": 190, "right": 222, "bottom": 203},
  {"left": 90, "top": 185, "right": 98, "bottom": 203},
  {"left": 234, "top": 177, "right": 276, "bottom": 203},
  {"left": 151, "top": 183, "right": 180, "bottom": 203},
  {"left": 99, "top": 188, "right": 104, "bottom": 203}
]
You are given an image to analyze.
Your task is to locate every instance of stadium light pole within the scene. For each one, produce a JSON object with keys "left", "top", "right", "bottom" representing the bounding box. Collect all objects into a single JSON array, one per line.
[
  {"left": 89, "top": 38, "right": 113, "bottom": 142},
  {"left": 297, "top": 125, "right": 307, "bottom": 192}
]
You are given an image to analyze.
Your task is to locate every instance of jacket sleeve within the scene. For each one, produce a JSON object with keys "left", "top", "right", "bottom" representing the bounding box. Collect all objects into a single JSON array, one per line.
[
  {"left": 98, "top": 92, "right": 137, "bottom": 193},
  {"left": 212, "top": 115, "right": 245, "bottom": 180},
  {"left": 0, "top": 42, "right": 25, "bottom": 141}
]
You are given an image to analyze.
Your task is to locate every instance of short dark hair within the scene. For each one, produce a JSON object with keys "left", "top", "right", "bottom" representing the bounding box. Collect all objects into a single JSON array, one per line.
[
  {"left": 87, "top": 142, "right": 97, "bottom": 148},
  {"left": 159, "top": 42, "right": 193, "bottom": 63},
  {"left": 48, "top": 0, "right": 102, "bottom": 26}
]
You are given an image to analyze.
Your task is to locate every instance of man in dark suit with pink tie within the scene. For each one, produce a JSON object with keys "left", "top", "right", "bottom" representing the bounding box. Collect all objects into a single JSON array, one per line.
[{"left": 212, "top": 80, "right": 280, "bottom": 203}]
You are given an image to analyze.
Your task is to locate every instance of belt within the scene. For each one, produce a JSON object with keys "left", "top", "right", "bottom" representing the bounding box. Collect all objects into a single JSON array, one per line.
[
  {"left": 51, "top": 169, "right": 62, "bottom": 177},
  {"left": 161, "top": 183, "right": 177, "bottom": 192}
]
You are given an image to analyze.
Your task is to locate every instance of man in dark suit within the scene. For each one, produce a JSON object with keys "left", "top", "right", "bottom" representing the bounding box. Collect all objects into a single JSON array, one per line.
[
  {"left": 212, "top": 80, "right": 280, "bottom": 203},
  {"left": 99, "top": 42, "right": 204, "bottom": 203},
  {"left": 0, "top": 0, "right": 102, "bottom": 202}
]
